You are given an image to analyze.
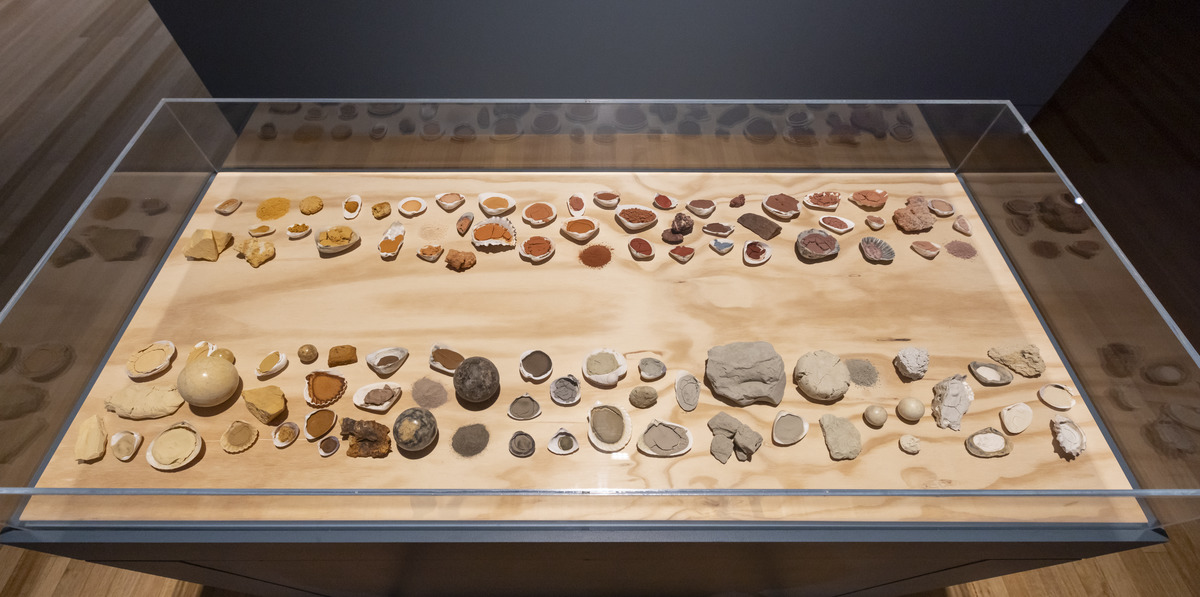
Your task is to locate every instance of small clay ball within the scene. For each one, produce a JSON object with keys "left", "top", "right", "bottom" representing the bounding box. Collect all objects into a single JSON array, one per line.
[
  {"left": 298, "top": 344, "right": 318, "bottom": 364},
  {"left": 453, "top": 356, "right": 501, "bottom": 403},
  {"left": 896, "top": 397, "right": 926, "bottom": 423},
  {"left": 210, "top": 348, "right": 236, "bottom": 364},
  {"left": 629, "top": 385, "right": 658, "bottom": 408},
  {"left": 392, "top": 407, "right": 438, "bottom": 452},
  {"left": 176, "top": 356, "right": 241, "bottom": 408},
  {"left": 863, "top": 405, "right": 888, "bottom": 428},
  {"left": 638, "top": 357, "right": 667, "bottom": 381}
]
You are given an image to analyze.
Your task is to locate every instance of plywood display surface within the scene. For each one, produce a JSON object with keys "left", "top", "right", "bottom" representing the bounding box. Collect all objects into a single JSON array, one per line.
[{"left": 24, "top": 171, "right": 1142, "bottom": 524}]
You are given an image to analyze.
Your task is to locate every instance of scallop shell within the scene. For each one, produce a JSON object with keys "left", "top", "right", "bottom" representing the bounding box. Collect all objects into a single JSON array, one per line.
[
  {"left": 416, "top": 244, "right": 444, "bottom": 262},
  {"left": 247, "top": 225, "right": 275, "bottom": 237},
  {"left": 518, "top": 236, "right": 555, "bottom": 264},
  {"left": 772, "top": 411, "right": 809, "bottom": 446},
  {"left": 859, "top": 236, "right": 895, "bottom": 263},
  {"left": 686, "top": 200, "right": 716, "bottom": 217},
  {"left": 593, "top": 191, "right": 621, "bottom": 209},
  {"left": 377, "top": 221, "right": 406, "bottom": 259},
  {"left": 560, "top": 217, "right": 600, "bottom": 242},
  {"left": 303, "top": 369, "right": 347, "bottom": 407},
  {"left": 818, "top": 215, "right": 855, "bottom": 234},
  {"left": 428, "top": 343, "right": 463, "bottom": 375},
  {"left": 669, "top": 246, "right": 695, "bottom": 263},
  {"left": 581, "top": 349, "right": 628, "bottom": 386},
  {"left": 549, "top": 374, "right": 582, "bottom": 406},
  {"left": 587, "top": 404, "right": 632, "bottom": 452},
  {"left": 965, "top": 427, "right": 1011, "bottom": 458},
  {"left": 187, "top": 340, "right": 216, "bottom": 363},
  {"left": 1051, "top": 415, "right": 1086, "bottom": 458},
  {"left": 365, "top": 347, "right": 408, "bottom": 376},
  {"left": 352, "top": 382, "right": 402, "bottom": 413},
  {"left": 628, "top": 238, "right": 654, "bottom": 260},
  {"left": 220, "top": 420, "right": 259, "bottom": 454},
  {"left": 470, "top": 216, "right": 517, "bottom": 249},
  {"left": 521, "top": 202, "right": 558, "bottom": 226},
  {"left": 146, "top": 421, "right": 203, "bottom": 471},
  {"left": 397, "top": 197, "right": 427, "bottom": 217},
  {"left": 286, "top": 224, "right": 311, "bottom": 239},
  {"left": 314, "top": 225, "right": 361, "bottom": 255},
  {"left": 215, "top": 198, "right": 241, "bottom": 215},
  {"left": 636, "top": 419, "right": 693, "bottom": 457},
  {"left": 318, "top": 435, "right": 340, "bottom": 457},
  {"left": 272, "top": 422, "right": 300, "bottom": 448},
  {"left": 436, "top": 192, "right": 465, "bottom": 211},
  {"left": 1038, "top": 383, "right": 1077, "bottom": 411},
  {"left": 803, "top": 191, "right": 841, "bottom": 211},
  {"left": 507, "top": 394, "right": 542, "bottom": 421},
  {"left": 126, "top": 340, "right": 176, "bottom": 380},
  {"left": 304, "top": 408, "right": 339, "bottom": 441},
  {"left": 477, "top": 192, "right": 516, "bottom": 216},
  {"left": 342, "top": 194, "right": 363, "bottom": 219},
  {"left": 255, "top": 350, "right": 288, "bottom": 379},
  {"left": 742, "top": 241, "right": 771, "bottom": 265},
  {"left": 109, "top": 431, "right": 143, "bottom": 462},
  {"left": 518, "top": 349, "right": 554, "bottom": 382},
  {"left": 566, "top": 194, "right": 587, "bottom": 216},
  {"left": 651, "top": 194, "right": 678, "bottom": 210},
  {"left": 1000, "top": 403, "right": 1033, "bottom": 434},
  {"left": 548, "top": 428, "right": 579, "bottom": 455},
  {"left": 614, "top": 206, "right": 658, "bottom": 232}
]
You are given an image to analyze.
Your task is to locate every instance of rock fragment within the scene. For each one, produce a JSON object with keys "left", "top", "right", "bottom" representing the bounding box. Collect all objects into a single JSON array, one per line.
[
  {"left": 893, "top": 347, "right": 930, "bottom": 381},
  {"left": 340, "top": 418, "right": 392, "bottom": 458},
  {"left": 987, "top": 344, "right": 1046, "bottom": 378},
  {"left": 892, "top": 196, "right": 937, "bottom": 232},
  {"left": 819, "top": 414, "right": 861, "bottom": 460},
  {"left": 931, "top": 374, "right": 974, "bottom": 431},
  {"left": 242, "top": 385, "right": 287, "bottom": 424}
]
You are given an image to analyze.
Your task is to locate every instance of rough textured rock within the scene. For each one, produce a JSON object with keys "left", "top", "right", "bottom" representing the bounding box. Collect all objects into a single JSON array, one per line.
[
  {"left": 987, "top": 344, "right": 1046, "bottom": 378},
  {"left": 241, "top": 385, "right": 287, "bottom": 424},
  {"left": 707, "top": 412, "right": 761, "bottom": 463},
  {"left": 931, "top": 374, "right": 975, "bottom": 431},
  {"left": 736, "top": 213, "right": 782, "bottom": 240},
  {"left": 793, "top": 350, "right": 851, "bottom": 402},
  {"left": 893, "top": 347, "right": 930, "bottom": 381},
  {"left": 819, "top": 414, "right": 861, "bottom": 460},
  {"left": 453, "top": 356, "right": 501, "bottom": 403},
  {"left": 234, "top": 237, "right": 275, "bottom": 268},
  {"left": 105, "top": 383, "right": 184, "bottom": 420},
  {"left": 704, "top": 342, "right": 786, "bottom": 406},
  {"left": 340, "top": 418, "right": 391, "bottom": 458},
  {"left": 899, "top": 434, "right": 921, "bottom": 455},
  {"left": 629, "top": 385, "right": 658, "bottom": 408},
  {"left": 710, "top": 435, "right": 735, "bottom": 464},
  {"left": 892, "top": 195, "right": 937, "bottom": 232},
  {"left": 707, "top": 412, "right": 743, "bottom": 438},
  {"left": 733, "top": 425, "right": 763, "bottom": 461}
]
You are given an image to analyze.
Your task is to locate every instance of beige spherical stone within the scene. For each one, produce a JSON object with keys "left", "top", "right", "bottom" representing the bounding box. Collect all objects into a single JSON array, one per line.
[
  {"left": 177, "top": 356, "right": 241, "bottom": 407},
  {"left": 896, "top": 397, "right": 926, "bottom": 423},
  {"left": 863, "top": 405, "right": 888, "bottom": 428},
  {"left": 210, "top": 348, "right": 236, "bottom": 364}
]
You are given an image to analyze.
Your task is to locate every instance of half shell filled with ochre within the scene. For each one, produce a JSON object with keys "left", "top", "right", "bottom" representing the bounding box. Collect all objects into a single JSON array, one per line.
[
  {"left": 304, "top": 408, "right": 338, "bottom": 441},
  {"left": 187, "top": 340, "right": 215, "bottom": 363},
  {"left": 592, "top": 191, "right": 620, "bottom": 209},
  {"left": 255, "top": 350, "right": 288, "bottom": 380},
  {"left": 318, "top": 435, "right": 340, "bottom": 457},
  {"left": 286, "top": 223, "right": 311, "bottom": 240},
  {"left": 109, "top": 430, "right": 143, "bottom": 462},
  {"left": 342, "top": 194, "right": 363, "bottom": 219},
  {"left": 521, "top": 202, "right": 557, "bottom": 227},
  {"left": 636, "top": 419, "right": 692, "bottom": 457},
  {"left": 315, "top": 225, "right": 360, "bottom": 255},
  {"left": 614, "top": 206, "right": 657, "bottom": 232},
  {"left": 352, "top": 382, "right": 402, "bottom": 413},
  {"left": 477, "top": 192, "right": 516, "bottom": 216},
  {"left": 146, "top": 421, "right": 203, "bottom": 471},
  {"left": 772, "top": 411, "right": 809, "bottom": 446},
  {"left": 436, "top": 192, "right": 465, "bottom": 211},
  {"left": 470, "top": 217, "right": 517, "bottom": 249},
  {"left": 397, "top": 197, "right": 427, "bottom": 217},
  {"left": 587, "top": 403, "right": 632, "bottom": 452},
  {"left": 247, "top": 224, "right": 274, "bottom": 237},
  {"left": 560, "top": 217, "right": 599, "bottom": 242},
  {"left": 428, "top": 343, "right": 464, "bottom": 375},
  {"left": 548, "top": 428, "right": 579, "bottom": 455},
  {"left": 742, "top": 240, "right": 772, "bottom": 266},
  {"left": 581, "top": 348, "right": 627, "bottom": 387},
  {"left": 518, "top": 235, "right": 555, "bottom": 264},
  {"left": 273, "top": 421, "right": 300, "bottom": 448},
  {"left": 304, "top": 369, "right": 347, "bottom": 407},
  {"left": 377, "top": 221, "right": 406, "bottom": 259},
  {"left": 567, "top": 193, "right": 587, "bottom": 216},
  {"left": 126, "top": 340, "right": 176, "bottom": 380},
  {"left": 965, "top": 427, "right": 1011, "bottom": 458}
]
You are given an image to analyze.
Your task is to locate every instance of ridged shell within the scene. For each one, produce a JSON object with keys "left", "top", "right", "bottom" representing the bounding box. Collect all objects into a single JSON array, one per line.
[
  {"left": 587, "top": 403, "right": 632, "bottom": 452},
  {"left": 286, "top": 223, "right": 311, "bottom": 239},
  {"left": 742, "top": 240, "right": 771, "bottom": 265},
  {"left": 366, "top": 347, "right": 408, "bottom": 375},
  {"left": 109, "top": 430, "right": 142, "bottom": 462},
  {"left": 272, "top": 422, "right": 300, "bottom": 448},
  {"left": 549, "top": 374, "right": 582, "bottom": 406},
  {"left": 566, "top": 194, "right": 587, "bottom": 216},
  {"left": 614, "top": 206, "right": 658, "bottom": 232},
  {"left": 435, "top": 192, "right": 465, "bottom": 211},
  {"left": 521, "top": 202, "right": 557, "bottom": 226},
  {"left": 397, "top": 197, "right": 427, "bottom": 217},
  {"left": 352, "top": 382, "right": 402, "bottom": 413},
  {"left": 636, "top": 419, "right": 693, "bottom": 457},
  {"left": 477, "top": 192, "right": 516, "bottom": 216},
  {"left": 518, "top": 236, "right": 555, "bottom": 264},
  {"left": 507, "top": 394, "right": 542, "bottom": 421},
  {"left": 592, "top": 191, "right": 620, "bottom": 209},
  {"left": 581, "top": 349, "right": 628, "bottom": 387},
  {"left": 965, "top": 427, "right": 1011, "bottom": 458},
  {"left": 1038, "top": 383, "right": 1077, "bottom": 411},
  {"left": 146, "top": 421, "right": 203, "bottom": 471},
  {"left": 304, "top": 408, "right": 338, "bottom": 441},
  {"left": 314, "top": 225, "right": 361, "bottom": 255},
  {"left": 818, "top": 215, "right": 855, "bottom": 234},
  {"left": 126, "top": 340, "right": 176, "bottom": 380},
  {"left": 416, "top": 244, "right": 444, "bottom": 262},
  {"left": 560, "top": 217, "right": 600, "bottom": 242},
  {"left": 220, "top": 420, "right": 259, "bottom": 454},
  {"left": 710, "top": 239, "right": 734, "bottom": 255},
  {"left": 342, "top": 194, "right": 363, "bottom": 219},
  {"left": 548, "top": 428, "right": 579, "bottom": 455},
  {"left": 304, "top": 369, "right": 347, "bottom": 407},
  {"left": 317, "top": 435, "right": 340, "bottom": 457},
  {"left": 1052, "top": 415, "right": 1086, "bottom": 458},
  {"left": 772, "top": 411, "right": 809, "bottom": 446},
  {"left": 247, "top": 225, "right": 275, "bottom": 237},
  {"left": 377, "top": 221, "right": 406, "bottom": 258},
  {"left": 518, "top": 349, "right": 553, "bottom": 382},
  {"left": 859, "top": 236, "right": 895, "bottom": 263},
  {"left": 255, "top": 350, "right": 288, "bottom": 379},
  {"left": 470, "top": 216, "right": 517, "bottom": 249}
]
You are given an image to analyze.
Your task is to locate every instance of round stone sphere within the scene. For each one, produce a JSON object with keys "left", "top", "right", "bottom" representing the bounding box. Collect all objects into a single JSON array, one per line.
[
  {"left": 177, "top": 356, "right": 240, "bottom": 407},
  {"left": 393, "top": 407, "right": 438, "bottom": 452},
  {"left": 863, "top": 405, "right": 888, "bottom": 428},
  {"left": 453, "top": 356, "right": 500, "bottom": 403},
  {"left": 896, "top": 397, "right": 926, "bottom": 423}
]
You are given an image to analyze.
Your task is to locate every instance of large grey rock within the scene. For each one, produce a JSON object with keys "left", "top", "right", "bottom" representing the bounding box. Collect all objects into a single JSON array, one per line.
[
  {"left": 893, "top": 347, "right": 929, "bottom": 381},
  {"left": 819, "top": 414, "right": 861, "bottom": 460},
  {"left": 793, "top": 350, "right": 851, "bottom": 403},
  {"left": 704, "top": 342, "right": 786, "bottom": 406}
]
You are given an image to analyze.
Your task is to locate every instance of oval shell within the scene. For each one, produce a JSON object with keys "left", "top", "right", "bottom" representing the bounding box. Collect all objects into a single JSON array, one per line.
[
  {"left": 352, "top": 382, "right": 402, "bottom": 413},
  {"left": 928, "top": 199, "right": 956, "bottom": 217},
  {"left": 581, "top": 348, "right": 628, "bottom": 387},
  {"left": 507, "top": 394, "right": 542, "bottom": 421},
  {"left": 521, "top": 202, "right": 558, "bottom": 226},
  {"left": 518, "top": 235, "right": 555, "bottom": 264},
  {"left": 398, "top": 197, "right": 427, "bottom": 217},
  {"left": 560, "top": 217, "right": 600, "bottom": 242},
  {"left": 818, "top": 215, "right": 855, "bottom": 234},
  {"left": 304, "top": 369, "right": 347, "bottom": 407},
  {"left": 272, "top": 422, "right": 300, "bottom": 448},
  {"left": 636, "top": 419, "right": 693, "bottom": 457},
  {"left": 377, "top": 221, "right": 406, "bottom": 258},
  {"left": 366, "top": 347, "right": 409, "bottom": 376},
  {"left": 126, "top": 340, "right": 176, "bottom": 380},
  {"left": 314, "top": 225, "right": 361, "bottom": 255},
  {"left": 255, "top": 350, "right": 288, "bottom": 380},
  {"left": 456, "top": 212, "right": 474, "bottom": 236},
  {"left": 669, "top": 246, "right": 696, "bottom": 263},
  {"left": 304, "top": 408, "right": 338, "bottom": 441},
  {"left": 968, "top": 361, "right": 1013, "bottom": 386},
  {"left": 109, "top": 431, "right": 143, "bottom": 462},
  {"left": 1038, "top": 383, "right": 1077, "bottom": 411},
  {"left": 416, "top": 244, "right": 444, "bottom": 262},
  {"left": 548, "top": 428, "right": 579, "bottom": 455},
  {"left": 701, "top": 222, "right": 735, "bottom": 238},
  {"left": 247, "top": 224, "right": 275, "bottom": 237},
  {"left": 628, "top": 238, "right": 654, "bottom": 260},
  {"left": 772, "top": 411, "right": 809, "bottom": 445},
  {"left": 549, "top": 374, "right": 582, "bottom": 406},
  {"left": 742, "top": 240, "right": 771, "bottom": 265},
  {"left": 342, "top": 194, "right": 363, "bottom": 219},
  {"left": 146, "top": 421, "right": 203, "bottom": 471},
  {"left": 509, "top": 431, "right": 536, "bottom": 458},
  {"left": 567, "top": 194, "right": 587, "bottom": 216},
  {"left": 286, "top": 223, "right": 311, "bottom": 239},
  {"left": 795, "top": 228, "right": 839, "bottom": 260},
  {"left": 614, "top": 206, "right": 658, "bottom": 232},
  {"left": 215, "top": 198, "right": 241, "bottom": 215},
  {"left": 470, "top": 216, "right": 517, "bottom": 249},
  {"left": 428, "top": 343, "right": 463, "bottom": 375},
  {"left": 592, "top": 191, "right": 620, "bottom": 209},
  {"left": 220, "top": 420, "right": 259, "bottom": 454},
  {"left": 587, "top": 403, "right": 632, "bottom": 452},
  {"left": 477, "top": 192, "right": 516, "bottom": 216},
  {"left": 965, "top": 427, "right": 1011, "bottom": 458},
  {"left": 803, "top": 191, "right": 842, "bottom": 211},
  {"left": 651, "top": 193, "right": 678, "bottom": 210},
  {"left": 686, "top": 200, "right": 716, "bottom": 218},
  {"left": 859, "top": 236, "right": 895, "bottom": 263},
  {"left": 1000, "top": 402, "right": 1033, "bottom": 434},
  {"left": 435, "top": 192, "right": 465, "bottom": 211},
  {"left": 318, "top": 435, "right": 340, "bottom": 457},
  {"left": 187, "top": 340, "right": 216, "bottom": 363},
  {"left": 518, "top": 349, "right": 554, "bottom": 382}
]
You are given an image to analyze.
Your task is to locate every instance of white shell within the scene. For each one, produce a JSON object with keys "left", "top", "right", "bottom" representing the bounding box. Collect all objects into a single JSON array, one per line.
[
  {"left": 255, "top": 350, "right": 288, "bottom": 379},
  {"left": 560, "top": 217, "right": 600, "bottom": 242},
  {"left": 352, "top": 382, "right": 402, "bottom": 413},
  {"left": 803, "top": 192, "right": 842, "bottom": 211},
  {"left": 416, "top": 244, "right": 444, "bottom": 262},
  {"left": 126, "top": 340, "right": 176, "bottom": 380},
  {"left": 1051, "top": 414, "right": 1086, "bottom": 458},
  {"left": 521, "top": 202, "right": 558, "bottom": 226},
  {"left": 550, "top": 375, "right": 582, "bottom": 406},
  {"left": 518, "top": 349, "right": 554, "bottom": 382},
  {"left": 215, "top": 198, "right": 241, "bottom": 215},
  {"left": 865, "top": 216, "right": 885, "bottom": 231},
  {"left": 342, "top": 194, "right": 363, "bottom": 219},
  {"left": 247, "top": 225, "right": 275, "bottom": 237},
  {"left": 547, "top": 428, "right": 580, "bottom": 455},
  {"left": 314, "top": 225, "right": 361, "bottom": 255},
  {"left": 686, "top": 201, "right": 716, "bottom": 217},
  {"left": 818, "top": 215, "right": 855, "bottom": 234},
  {"left": 518, "top": 236, "right": 555, "bottom": 264},
  {"left": 614, "top": 206, "right": 658, "bottom": 232},
  {"left": 377, "top": 221, "right": 406, "bottom": 258},
  {"left": 428, "top": 343, "right": 463, "bottom": 375},
  {"left": 581, "top": 348, "right": 628, "bottom": 386},
  {"left": 303, "top": 408, "right": 339, "bottom": 441},
  {"left": 651, "top": 194, "right": 679, "bottom": 210},
  {"left": 628, "top": 239, "right": 654, "bottom": 260},
  {"left": 929, "top": 200, "right": 956, "bottom": 217},
  {"left": 742, "top": 241, "right": 771, "bottom": 265},
  {"left": 567, "top": 194, "right": 587, "bottom": 216},
  {"left": 1038, "top": 383, "right": 1077, "bottom": 411},
  {"left": 188, "top": 340, "right": 216, "bottom": 362},
  {"left": 587, "top": 403, "right": 632, "bottom": 452},
  {"left": 701, "top": 222, "right": 735, "bottom": 238},
  {"left": 477, "top": 192, "right": 516, "bottom": 216},
  {"left": 272, "top": 422, "right": 300, "bottom": 448},
  {"left": 435, "top": 192, "right": 466, "bottom": 211},
  {"left": 318, "top": 435, "right": 340, "bottom": 457},
  {"left": 1000, "top": 403, "right": 1034, "bottom": 434},
  {"left": 366, "top": 347, "right": 409, "bottom": 375},
  {"left": 145, "top": 421, "right": 203, "bottom": 471},
  {"left": 303, "top": 369, "right": 347, "bottom": 407},
  {"left": 109, "top": 431, "right": 143, "bottom": 462},
  {"left": 470, "top": 217, "right": 517, "bottom": 249},
  {"left": 636, "top": 419, "right": 693, "bottom": 457},
  {"left": 772, "top": 411, "right": 809, "bottom": 446},
  {"left": 592, "top": 191, "right": 621, "bottom": 209},
  {"left": 507, "top": 394, "right": 542, "bottom": 421},
  {"left": 397, "top": 197, "right": 427, "bottom": 217},
  {"left": 286, "top": 224, "right": 311, "bottom": 239},
  {"left": 762, "top": 199, "right": 799, "bottom": 220},
  {"left": 669, "top": 247, "right": 696, "bottom": 263}
]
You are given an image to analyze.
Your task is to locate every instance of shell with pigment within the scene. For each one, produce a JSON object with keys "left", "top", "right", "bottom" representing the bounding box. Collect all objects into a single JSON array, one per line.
[
  {"left": 772, "top": 411, "right": 809, "bottom": 446},
  {"left": 314, "top": 225, "right": 361, "bottom": 255},
  {"left": 273, "top": 422, "right": 300, "bottom": 448},
  {"left": 560, "top": 217, "right": 600, "bottom": 242},
  {"left": 126, "top": 340, "right": 176, "bottom": 380},
  {"left": 304, "top": 369, "right": 347, "bottom": 407},
  {"left": 366, "top": 347, "right": 408, "bottom": 375},
  {"left": 1039, "top": 383, "right": 1077, "bottom": 411},
  {"left": 742, "top": 240, "right": 772, "bottom": 265},
  {"left": 593, "top": 191, "right": 621, "bottom": 208},
  {"left": 435, "top": 192, "right": 465, "bottom": 211},
  {"left": 548, "top": 428, "right": 580, "bottom": 455},
  {"left": 581, "top": 348, "right": 628, "bottom": 386},
  {"left": 342, "top": 195, "right": 363, "bottom": 219},
  {"left": 352, "top": 382, "right": 402, "bottom": 413},
  {"left": 859, "top": 236, "right": 895, "bottom": 263},
  {"left": 521, "top": 202, "right": 557, "bottom": 226},
  {"left": 965, "top": 427, "right": 1011, "bottom": 458},
  {"left": 587, "top": 403, "right": 632, "bottom": 452},
  {"left": 636, "top": 419, "right": 693, "bottom": 457},
  {"left": 109, "top": 431, "right": 143, "bottom": 462},
  {"left": 818, "top": 215, "right": 855, "bottom": 234},
  {"left": 477, "top": 192, "right": 516, "bottom": 216},
  {"left": 1051, "top": 414, "right": 1087, "bottom": 458},
  {"left": 518, "top": 236, "right": 555, "bottom": 264},
  {"left": 255, "top": 350, "right": 288, "bottom": 380},
  {"left": 286, "top": 223, "right": 311, "bottom": 239},
  {"left": 614, "top": 206, "right": 658, "bottom": 232},
  {"left": 146, "top": 421, "right": 203, "bottom": 471},
  {"left": 377, "top": 222, "right": 406, "bottom": 259},
  {"left": 470, "top": 217, "right": 517, "bottom": 249}
]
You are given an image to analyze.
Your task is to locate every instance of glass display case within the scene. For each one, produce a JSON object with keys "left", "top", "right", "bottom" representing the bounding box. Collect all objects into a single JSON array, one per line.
[{"left": 1, "top": 100, "right": 1197, "bottom": 596}]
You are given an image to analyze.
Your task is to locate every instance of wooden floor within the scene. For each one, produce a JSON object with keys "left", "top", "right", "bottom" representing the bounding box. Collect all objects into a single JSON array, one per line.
[{"left": 0, "top": 0, "right": 1198, "bottom": 595}]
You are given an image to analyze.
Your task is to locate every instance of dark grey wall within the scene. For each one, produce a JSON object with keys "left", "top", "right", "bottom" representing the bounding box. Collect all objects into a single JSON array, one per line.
[{"left": 152, "top": 1, "right": 1125, "bottom": 117}]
